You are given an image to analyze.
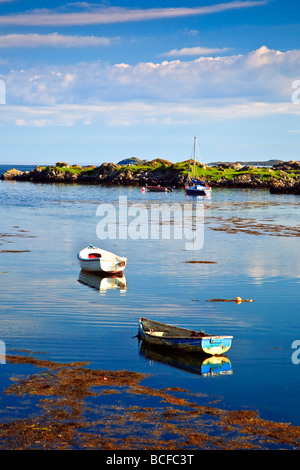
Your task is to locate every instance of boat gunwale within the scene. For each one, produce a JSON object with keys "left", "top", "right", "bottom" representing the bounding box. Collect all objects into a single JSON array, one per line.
[
  {"left": 139, "top": 318, "right": 233, "bottom": 341},
  {"left": 77, "top": 247, "right": 127, "bottom": 263},
  {"left": 143, "top": 331, "right": 233, "bottom": 340}
]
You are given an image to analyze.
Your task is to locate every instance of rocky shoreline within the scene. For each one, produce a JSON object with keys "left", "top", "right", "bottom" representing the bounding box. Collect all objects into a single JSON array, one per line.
[{"left": 1, "top": 159, "right": 300, "bottom": 194}]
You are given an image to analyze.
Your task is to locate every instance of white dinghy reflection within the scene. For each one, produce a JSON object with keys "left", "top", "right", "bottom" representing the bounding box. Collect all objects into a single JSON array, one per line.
[{"left": 78, "top": 270, "right": 127, "bottom": 295}]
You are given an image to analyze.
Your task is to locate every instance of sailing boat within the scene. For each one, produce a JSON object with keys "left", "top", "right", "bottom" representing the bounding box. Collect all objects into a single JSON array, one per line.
[{"left": 185, "top": 136, "right": 212, "bottom": 197}]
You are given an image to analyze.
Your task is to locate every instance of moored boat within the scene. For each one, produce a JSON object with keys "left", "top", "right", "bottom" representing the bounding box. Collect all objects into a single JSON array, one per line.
[
  {"left": 77, "top": 245, "right": 127, "bottom": 274},
  {"left": 138, "top": 317, "right": 232, "bottom": 355},
  {"left": 185, "top": 181, "right": 212, "bottom": 197},
  {"left": 146, "top": 185, "right": 174, "bottom": 192},
  {"left": 185, "top": 136, "right": 212, "bottom": 197}
]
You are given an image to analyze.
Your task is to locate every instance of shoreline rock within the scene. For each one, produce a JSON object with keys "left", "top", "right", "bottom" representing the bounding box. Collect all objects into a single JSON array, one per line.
[
  {"left": 1, "top": 168, "right": 24, "bottom": 180},
  {"left": 269, "top": 178, "right": 300, "bottom": 194},
  {"left": 1, "top": 160, "right": 300, "bottom": 194}
]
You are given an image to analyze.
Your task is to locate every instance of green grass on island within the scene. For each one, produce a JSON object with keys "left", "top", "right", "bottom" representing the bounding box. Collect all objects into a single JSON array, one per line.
[{"left": 40, "top": 159, "right": 300, "bottom": 182}]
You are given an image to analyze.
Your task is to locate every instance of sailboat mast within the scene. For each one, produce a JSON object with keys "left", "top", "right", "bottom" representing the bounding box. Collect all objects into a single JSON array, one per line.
[{"left": 193, "top": 135, "right": 196, "bottom": 180}]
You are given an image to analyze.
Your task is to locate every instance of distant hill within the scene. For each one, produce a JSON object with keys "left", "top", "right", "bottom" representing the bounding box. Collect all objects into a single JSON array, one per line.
[
  {"left": 208, "top": 159, "right": 283, "bottom": 167},
  {"left": 119, "top": 157, "right": 285, "bottom": 167},
  {"left": 118, "top": 157, "right": 148, "bottom": 165}
]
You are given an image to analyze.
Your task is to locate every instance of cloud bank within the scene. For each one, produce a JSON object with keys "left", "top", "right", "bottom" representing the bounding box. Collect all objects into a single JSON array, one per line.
[{"left": 3, "top": 46, "right": 300, "bottom": 126}]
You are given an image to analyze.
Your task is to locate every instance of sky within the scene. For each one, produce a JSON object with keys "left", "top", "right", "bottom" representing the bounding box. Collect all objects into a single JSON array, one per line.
[{"left": 0, "top": 0, "right": 300, "bottom": 165}]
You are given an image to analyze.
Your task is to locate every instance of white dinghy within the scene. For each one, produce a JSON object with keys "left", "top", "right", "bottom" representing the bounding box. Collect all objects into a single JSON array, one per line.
[{"left": 77, "top": 245, "right": 127, "bottom": 274}]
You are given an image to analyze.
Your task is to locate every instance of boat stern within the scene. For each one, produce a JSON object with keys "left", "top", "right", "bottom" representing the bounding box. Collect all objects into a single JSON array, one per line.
[
  {"left": 100, "top": 257, "right": 127, "bottom": 273},
  {"left": 201, "top": 336, "right": 233, "bottom": 355}
]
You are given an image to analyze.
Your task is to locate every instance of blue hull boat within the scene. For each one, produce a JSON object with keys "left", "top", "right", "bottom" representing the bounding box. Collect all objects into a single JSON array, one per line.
[
  {"left": 186, "top": 183, "right": 212, "bottom": 197},
  {"left": 138, "top": 318, "right": 232, "bottom": 356},
  {"left": 185, "top": 136, "right": 212, "bottom": 197}
]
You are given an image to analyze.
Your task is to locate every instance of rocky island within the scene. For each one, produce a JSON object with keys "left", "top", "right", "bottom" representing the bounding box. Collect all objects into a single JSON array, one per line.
[{"left": 1, "top": 158, "right": 300, "bottom": 194}]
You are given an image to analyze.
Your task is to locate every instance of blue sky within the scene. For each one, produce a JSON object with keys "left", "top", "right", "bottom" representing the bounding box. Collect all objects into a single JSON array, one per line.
[{"left": 0, "top": 0, "right": 300, "bottom": 165}]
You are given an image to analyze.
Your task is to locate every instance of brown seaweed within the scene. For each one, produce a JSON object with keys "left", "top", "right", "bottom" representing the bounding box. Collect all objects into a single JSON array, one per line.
[{"left": 0, "top": 352, "right": 298, "bottom": 450}]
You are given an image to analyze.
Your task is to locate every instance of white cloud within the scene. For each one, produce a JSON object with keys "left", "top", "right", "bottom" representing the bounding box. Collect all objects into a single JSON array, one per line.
[
  {"left": 0, "top": 33, "right": 117, "bottom": 48},
  {"left": 163, "top": 46, "right": 229, "bottom": 57},
  {"left": 0, "top": 1, "right": 268, "bottom": 26},
  {"left": 5, "top": 46, "right": 298, "bottom": 106},
  {"left": 2, "top": 46, "right": 300, "bottom": 127},
  {"left": 246, "top": 45, "right": 285, "bottom": 67}
]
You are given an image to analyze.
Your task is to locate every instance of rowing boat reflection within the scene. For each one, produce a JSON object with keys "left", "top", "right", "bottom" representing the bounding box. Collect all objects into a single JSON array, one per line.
[
  {"left": 78, "top": 270, "right": 127, "bottom": 294},
  {"left": 139, "top": 342, "right": 232, "bottom": 377}
]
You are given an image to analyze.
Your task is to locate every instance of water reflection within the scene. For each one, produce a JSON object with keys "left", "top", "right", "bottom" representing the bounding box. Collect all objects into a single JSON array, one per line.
[
  {"left": 139, "top": 342, "right": 232, "bottom": 377},
  {"left": 1, "top": 179, "right": 300, "bottom": 425},
  {"left": 78, "top": 270, "right": 127, "bottom": 294}
]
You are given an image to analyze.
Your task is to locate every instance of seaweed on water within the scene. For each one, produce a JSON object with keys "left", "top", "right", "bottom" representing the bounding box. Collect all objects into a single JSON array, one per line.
[
  {"left": 206, "top": 298, "right": 254, "bottom": 303},
  {"left": 183, "top": 261, "right": 217, "bottom": 264},
  {"left": 206, "top": 215, "right": 300, "bottom": 237},
  {"left": 0, "top": 250, "right": 31, "bottom": 253},
  {"left": 0, "top": 352, "right": 299, "bottom": 450}
]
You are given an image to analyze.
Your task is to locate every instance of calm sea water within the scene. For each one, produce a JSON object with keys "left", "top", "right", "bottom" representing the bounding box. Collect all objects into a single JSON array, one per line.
[{"left": 0, "top": 164, "right": 300, "bottom": 427}]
